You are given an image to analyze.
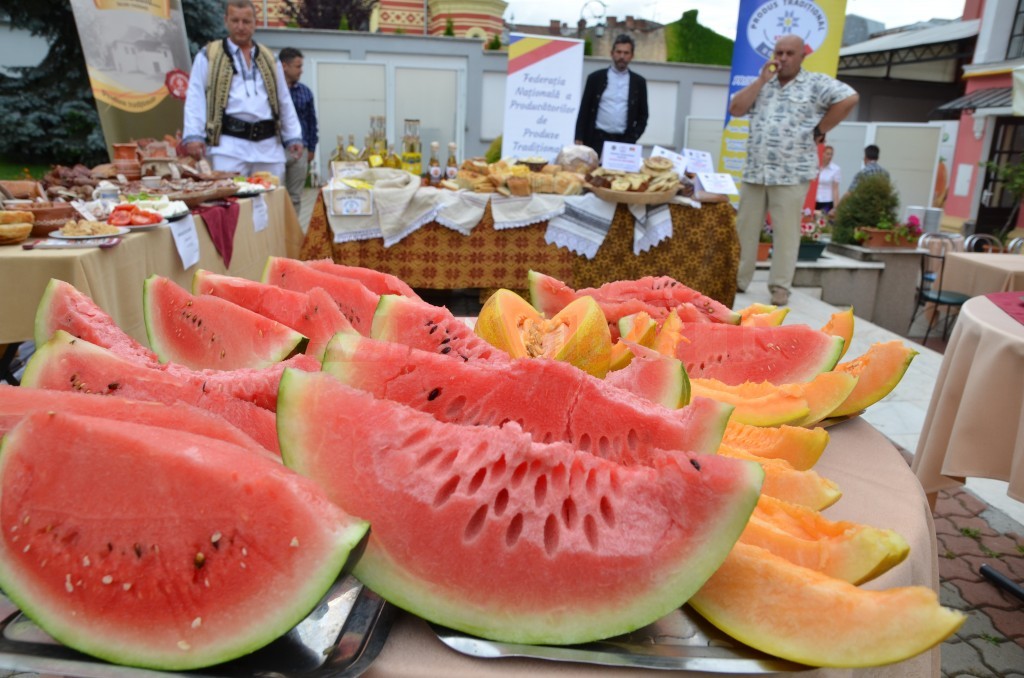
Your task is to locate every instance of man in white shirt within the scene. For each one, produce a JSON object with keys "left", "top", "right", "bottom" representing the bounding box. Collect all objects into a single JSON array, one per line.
[
  {"left": 182, "top": 0, "right": 303, "bottom": 180},
  {"left": 729, "top": 35, "right": 858, "bottom": 306},
  {"left": 575, "top": 35, "right": 649, "bottom": 157}
]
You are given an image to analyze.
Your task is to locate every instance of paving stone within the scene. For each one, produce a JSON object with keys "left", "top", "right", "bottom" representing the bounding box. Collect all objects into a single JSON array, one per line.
[
  {"left": 966, "top": 635, "right": 1024, "bottom": 676},
  {"left": 939, "top": 552, "right": 987, "bottom": 583},
  {"left": 985, "top": 607, "right": 1024, "bottom": 644},
  {"left": 954, "top": 574, "right": 1021, "bottom": 608},
  {"left": 947, "top": 515, "right": 1000, "bottom": 539},
  {"left": 941, "top": 581, "right": 970, "bottom": 610},
  {"left": 939, "top": 532, "right": 992, "bottom": 559},
  {"left": 941, "top": 635, "right": 990, "bottom": 676},
  {"left": 933, "top": 514, "right": 961, "bottom": 537},
  {"left": 954, "top": 488, "right": 990, "bottom": 515}
]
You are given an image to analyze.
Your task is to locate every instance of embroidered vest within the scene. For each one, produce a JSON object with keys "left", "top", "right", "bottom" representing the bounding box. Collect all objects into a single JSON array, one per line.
[{"left": 203, "top": 38, "right": 281, "bottom": 146}]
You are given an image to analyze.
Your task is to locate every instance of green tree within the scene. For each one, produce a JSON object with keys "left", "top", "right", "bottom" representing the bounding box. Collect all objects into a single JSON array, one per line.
[
  {"left": 444, "top": 17, "right": 455, "bottom": 36},
  {"left": 282, "top": 0, "right": 375, "bottom": 31},
  {"left": 664, "top": 9, "right": 733, "bottom": 66},
  {"left": 486, "top": 34, "right": 502, "bottom": 50},
  {"left": 831, "top": 173, "right": 900, "bottom": 245},
  {"left": 980, "top": 159, "right": 1024, "bottom": 241}
]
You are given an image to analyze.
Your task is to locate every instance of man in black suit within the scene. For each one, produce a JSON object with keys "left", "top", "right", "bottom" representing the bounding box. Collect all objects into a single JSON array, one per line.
[{"left": 575, "top": 34, "right": 649, "bottom": 156}]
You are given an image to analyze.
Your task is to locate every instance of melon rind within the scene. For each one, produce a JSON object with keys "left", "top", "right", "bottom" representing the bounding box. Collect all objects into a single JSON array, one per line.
[
  {"left": 830, "top": 341, "right": 917, "bottom": 418},
  {"left": 689, "top": 543, "right": 965, "bottom": 667},
  {"left": 372, "top": 294, "right": 509, "bottom": 362},
  {"left": 278, "top": 369, "right": 764, "bottom": 646},
  {"left": 721, "top": 421, "right": 829, "bottom": 471},
  {"left": 0, "top": 412, "right": 368, "bottom": 671}
]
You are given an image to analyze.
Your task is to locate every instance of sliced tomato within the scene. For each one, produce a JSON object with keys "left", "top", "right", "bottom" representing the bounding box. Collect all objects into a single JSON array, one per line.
[
  {"left": 130, "top": 210, "right": 162, "bottom": 225},
  {"left": 111, "top": 203, "right": 138, "bottom": 213},
  {"left": 108, "top": 211, "right": 133, "bottom": 226}
]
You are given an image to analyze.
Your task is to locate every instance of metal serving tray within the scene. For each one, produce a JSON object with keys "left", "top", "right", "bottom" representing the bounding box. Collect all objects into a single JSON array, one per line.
[
  {"left": 0, "top": 573, "right": 393, "bottom": 678},
  {"left": 432, "top": 604, "right": 811, "bottom": 674}
]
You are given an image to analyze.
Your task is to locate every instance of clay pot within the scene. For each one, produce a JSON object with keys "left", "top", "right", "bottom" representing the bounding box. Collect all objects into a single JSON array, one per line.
[
  {"left": 858, "top": 227, "right": 919, "bottom": 249},
  {"left": 113, "top": 143, "right": 142, "bottom": 181}
]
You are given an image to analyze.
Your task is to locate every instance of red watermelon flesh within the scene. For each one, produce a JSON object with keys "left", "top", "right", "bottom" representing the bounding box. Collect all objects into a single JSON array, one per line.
[
  {"left": 144, "top": 276, "right": 308, "bottom": 371},
  {"left": 303, "top": 259, "right": 420, "bottom": 299},
  {"left": 34, "top": 278, "right": 161, "bottom": 367},
  {"left": 193, "top": 271, "right": 352, "bottom": 359},
  {"left": 323, "top": 332, "right": 731, "bottom": 456},
  {"left": 278, "top": 369, "right": 763, "bottom": 645},
  {"left": 190, "top": 353, "right": 322, "bottom": 411},
  {"left": 262, "top": 257, "right": 379, "bottom": 335},
  {"left": 0, "top": 411, "right": 368, "bottom": 670},
  {"left": 0, "top": 385, "right": 271, "bottom": 460},
  {"left": 674, "top": 323, "right": 845, "bottom": 385},
  {"left": 371, "top": 294, "right": 510, "bottom": 362},
  {"left": 20, "top": 332, "right": 281, "bottom": 455}
]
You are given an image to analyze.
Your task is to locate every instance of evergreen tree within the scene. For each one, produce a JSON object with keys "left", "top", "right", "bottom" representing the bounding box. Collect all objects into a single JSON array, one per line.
[{"left": 282, "top": 0, "right": 375, "bottom": 32}]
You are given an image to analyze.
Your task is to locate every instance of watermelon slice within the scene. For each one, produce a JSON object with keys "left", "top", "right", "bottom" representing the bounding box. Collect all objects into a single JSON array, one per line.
[
  {"left": 604, "top": 341, "right": 691, "bottom": 409},
  {"left": 0, "top": 411, "right": 367, "bottom": 671},
  {"left": 322, "top": 332, "right": 730, "bottom": 456},
  {"left": 302, "top": 258, "right": 421, "bottom": 299},
  {"left": 21, "top": 331, "right": 281, "bottom": 455},
  {"left": 371, "top": 294, "right": 510, "bottom": 362},
  {"left": 278, "top": 369, "right": 763, "bottom": 645},
  {"left": 262, "top": 257, "right": 380, "bottom": 334},
  {"left": 0, "top": 385, "right": 270, "bottom": 459},
  {"left": 144, "top": 275, "right": 308, "bottom": 370},
  {"left": 672, "top": 323, "right": 845, "bottom": 385},
  {"left": 193, "top": 270, "right": 352, "bottom": 359}
]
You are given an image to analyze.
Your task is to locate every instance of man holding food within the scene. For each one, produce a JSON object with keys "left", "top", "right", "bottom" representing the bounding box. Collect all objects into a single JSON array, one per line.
[
  {"left": 575, "top": 34, "right": 649, "bottom": 157},
  {"left": 729, "top": 35, "right": 858, "bottom": 306},
  {"left": 182, "top": 0, "right": 304, "bottom": 180}
]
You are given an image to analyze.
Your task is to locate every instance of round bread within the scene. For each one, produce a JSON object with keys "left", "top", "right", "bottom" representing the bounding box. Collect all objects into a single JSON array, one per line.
[
  {"left": 0, "top": 210, "right": 34, "bottom": 225},
  {"left": 643, "top": 156, "right": 674, "bottom": 175},
  {"left": 0, "top": 222, "right": 32, "bottom": 245}
]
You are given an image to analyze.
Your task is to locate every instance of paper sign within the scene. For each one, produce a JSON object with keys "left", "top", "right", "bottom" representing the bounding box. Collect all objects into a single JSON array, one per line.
[
  {"left": 683, "top": 148, "right": 715, "bottom": 174},
  {"left": 953, "top": 163, "right": 973, "bottom": 198},
  {"left": 651, "top": 146, "right": 688, "bottom": 175},
  {"left": 327, "top": 188, "right": 374, "bottom": 216},
  {"left": 696, "top": 172, "right": 739, "bottom": 195},
  {"left": 252, "top": 194, "right": 269, "bottom": 233},
  {"left": 170, "top": 213, "right": 200, "bottom": 270},
  {"left": 331, "top": 161, "right": 370, "bottom": 179},
  {"left": 601, "top": 142, "right": 643, "bottom": 172}
]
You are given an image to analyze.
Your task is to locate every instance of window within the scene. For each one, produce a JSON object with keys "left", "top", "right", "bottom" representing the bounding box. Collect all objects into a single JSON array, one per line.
[{"left": 1008, "top": 0, "right": 1024, "bottom": 59}]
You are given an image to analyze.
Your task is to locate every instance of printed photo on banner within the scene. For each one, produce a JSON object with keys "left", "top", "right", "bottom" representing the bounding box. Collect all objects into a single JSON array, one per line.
[{"left": 502, "top": 34, "right": 584, "bottom": 162}]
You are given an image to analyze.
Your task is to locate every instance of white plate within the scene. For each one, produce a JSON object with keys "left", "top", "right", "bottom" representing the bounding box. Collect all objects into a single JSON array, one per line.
[
  {"left": 50, "top": 226, "right": 131, "bottom": 240},
  {"left": 235, "top": 188, "right": 272, "bottom": 197},
  {"left": 125, "top": 220, "right": 169, "bottom": 232}
]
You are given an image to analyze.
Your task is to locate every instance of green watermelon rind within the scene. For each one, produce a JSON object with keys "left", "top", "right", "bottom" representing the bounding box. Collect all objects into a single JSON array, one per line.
[
  {"left": 143, "top": 275, "right": 308, "bottom": 369},
  {"left": 0, "top": 413, "right": 368, "bottom": 671},
  {"left": 278, "top": 368, "right": 764, "bottom": 646}
]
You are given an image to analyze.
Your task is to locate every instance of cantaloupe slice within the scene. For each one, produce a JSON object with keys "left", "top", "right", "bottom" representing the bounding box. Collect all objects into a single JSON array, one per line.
[
  {"left": 692, "top": 379, "right": 810, "bottom": 427},
  {"left": 722, "top": 421, "right": 828, "bottom": 471},
  {"left": 737, "top": 302, "right": 777, "bottom": 321},
  {"left": 821, "top": 307, "right": 855, "bottom": 360},
  {"left": 689, "top": 542, "right": 965, "bottom": 668},
  {"left": 830, "top": 341, "right": 917, "bottom": 418},
  {"left": 605, "top": 342, "right": 690, "bottom": 409},
  {"left": 780, "top": 371, "right": 858, "bottom": 427},
  {"left": 651, "top": 308, "right": 686, "bottom": 356},
  {"left": 608, "top": 311, "right": 657, "bottom": 371},
  {"left": 741, "top": 307, "right": 790, "bottom": 327},
  {"left": 475, "top": 289, "right": 612, "bottom": 377},
  {"left": 718, "top": 445, "right": 841, "bottom": 509},
  {"left": 740, "top": 495, "right": 910, "bottom": 584}
]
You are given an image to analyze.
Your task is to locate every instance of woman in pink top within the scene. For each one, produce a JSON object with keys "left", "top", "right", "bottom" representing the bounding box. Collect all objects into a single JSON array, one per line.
[{"left": 815, "top": 145, "right": 841, "bottom": 212}]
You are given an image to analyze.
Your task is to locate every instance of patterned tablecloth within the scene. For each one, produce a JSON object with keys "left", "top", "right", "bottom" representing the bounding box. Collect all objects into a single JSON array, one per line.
[{"left": 300, "top": 193, "right": 740, "bottom": 307}]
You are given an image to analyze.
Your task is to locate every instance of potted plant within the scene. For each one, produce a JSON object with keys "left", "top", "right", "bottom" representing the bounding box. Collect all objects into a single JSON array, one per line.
[
  {"left": 855, "top": 214, "right": 922, "bottom": 248},
  {"left": 797, "top": 209, "right": 828, "bottom": 260},
  {"left": 758, "top": 222, "right": 772, "bottom": 261},
  {"left": 831, "top": 173, "right": 900, "bottom": 246}
]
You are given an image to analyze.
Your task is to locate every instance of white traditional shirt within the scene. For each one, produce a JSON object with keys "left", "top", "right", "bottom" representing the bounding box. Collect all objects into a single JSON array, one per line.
[
  {"left": 741, "top": 70, "right": 856, "bottom": 186},
  {"left": 183, "top": 39, "right": 303, "bottom": 164},
  {"left": 595, "top": 66, "right": 630, "bottom": 134},
  {"left": 816, "top": 162, "right": 841, "bottom": 202}
]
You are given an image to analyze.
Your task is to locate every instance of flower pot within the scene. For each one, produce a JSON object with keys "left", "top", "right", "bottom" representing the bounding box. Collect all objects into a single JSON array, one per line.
[
  {"left": 797, "top": 241, "right": 826, "bottom": 261},
  {"left": 858, "top": 227, "right": 919, "bottom": 249},
  {"left": 757, "top": 242, "right": 771, "bottom": 261}
]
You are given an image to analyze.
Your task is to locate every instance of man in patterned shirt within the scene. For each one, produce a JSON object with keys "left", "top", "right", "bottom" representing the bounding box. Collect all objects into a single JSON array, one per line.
[
  {"left": 280, "top": 47, "right": 319, "bottom": 218},
  {"left": 730, "top": 35, "right": 859, "bottom": 306}
]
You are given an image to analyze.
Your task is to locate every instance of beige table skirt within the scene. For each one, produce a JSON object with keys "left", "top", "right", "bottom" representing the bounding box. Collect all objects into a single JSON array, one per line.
[
  {"left": 942, "top": 252, "right": 1024, "bottom": 296},
  {"left": 365, "top": 418, "right": 941, "bottom": 678},
  {"left": 0, "top": 188, "right": 302, "bottom": 346},
  {"left": 912, "top": 295, "right": 1024, "bottom": 502}
]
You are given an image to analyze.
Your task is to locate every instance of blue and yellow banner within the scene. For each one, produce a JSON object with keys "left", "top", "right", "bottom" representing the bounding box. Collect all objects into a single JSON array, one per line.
[{"left": 718, "top": 1, "right": 848, "bottom": 186}]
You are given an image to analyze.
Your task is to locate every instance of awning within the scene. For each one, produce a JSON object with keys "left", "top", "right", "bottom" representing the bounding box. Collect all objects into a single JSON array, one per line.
[
  {"left": 838, "top": 19, "right": 979, "bottom": 83},
  {"left": 932, "top": 87, "right": 1013, "bottom": 119}
]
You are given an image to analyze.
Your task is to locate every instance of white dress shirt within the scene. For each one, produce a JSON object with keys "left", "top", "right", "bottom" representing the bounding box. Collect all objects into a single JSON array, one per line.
[
  {"left": 183, "top": 38, "right": 303, "bottom": 164},
  {"left": 595, "top": 66, "right": 630, "bottom": 134},
  {"left": 816, "top": 162, "right": 841, "bottom": 202}
]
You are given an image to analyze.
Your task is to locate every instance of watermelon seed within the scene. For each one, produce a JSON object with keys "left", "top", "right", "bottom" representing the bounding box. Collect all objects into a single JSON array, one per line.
[
  {"left": 290, "top": 537, "right": 299, "bottom": 548},
  {"left": 440, "top": 337, "right": 450, "bottom": 345},
  {"left": 240, "top": 562, "right": 247, "bottom": 569},
  {"left": 429, "top": 325, "right": 438, "bottom": 335},
  {"left": 211, "top": 532, "right": 222, "bottom": 547},
  {"left": 101, "top": 575, "right": 113, "bottom": 585},
  {"left": 123, "top": 583, "right": 132, "bottom": 591},
  {"left": 220, "top": 349, "right": 226, "bottom": 358},
  {"left": 194, "top": 552, "right": 206, "bottom": 569},
  {"left": 65, "top": 574, "right": 73, "bottom": 593},
  {"left": 178, "top": 641, "right": 191, "bottom": 651},
  {"left": 106, "top": 543, "right": 113, "bottom": 553},
  {"left": 690, "top": 459, "right": 702, "bottom": 472},
  {"left": 22, "top": 544, "right": 29, "bottom": 553},
  {"left": 241, "top": 547, "right": 248, "bottom": 557},
  {"left": 133, "top": 543, "right": 143, "bottom": 558},
  {"left": 82, "top": 555, "right": 90, "bottom": 567},
  {"left": 427, "top": 388, "right": 441, "bottom": 401},
  {"left": 192, "top": 617, "right": 202, "bottom": 629},
  {"left": 440, "top": 346, "right": 451, "bottom": 354},
  {"left": 107, "top": 382, "right": 119, "bottom": 391}
]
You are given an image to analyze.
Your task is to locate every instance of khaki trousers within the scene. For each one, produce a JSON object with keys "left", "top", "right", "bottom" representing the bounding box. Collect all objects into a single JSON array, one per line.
[
  {"left": 284, "top": 153, "right": 309, "bottom": 217},
  {"left": 736, "top": 181, "right": 810, "bottom": 292}
]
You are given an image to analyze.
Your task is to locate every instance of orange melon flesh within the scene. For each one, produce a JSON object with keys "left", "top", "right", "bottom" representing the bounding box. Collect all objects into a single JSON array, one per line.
[
  {"left": 608, "top": 311, "right": 657, "bottom": 371},
  {"left": 736, "top": 302, "right": 777, "bottom": 321},
  {"left": 692, "top": 379, "right": 809, "bottom": 427},
  {"left": 475, "top": 289, "right": 612, "bottom": 377},
  {"left": 740, "top": 495, "right": 910, "bottom": 584},
  {"left": 689, "top": 543, "right": 965, "bottom": 668},
  {"left": 821, "top": 307, "right": 855, "bottom": 360},
  {"left": 780, "top": 371, "right": 859, "bottom": 428},
  {"left": 741, "top": 307, "right": 790, "bottom": 327},
  {"left": 722, "top": 421, "right": 828, "bottom": 471},
  {"left": 651, "top": 308, "right": 685, "bottom": 356},
  {"left": 719, "top": 445, "right": 841, "bottom": 510},
  {"left": 830, "top": 341, "right": 917, "bottom": 418}
]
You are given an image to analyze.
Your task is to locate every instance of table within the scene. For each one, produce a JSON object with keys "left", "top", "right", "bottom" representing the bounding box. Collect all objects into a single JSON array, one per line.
[
  {"left": 365, "top": 418, "right": 941, "bottom": 678},
  {"left": 0, "top": 188, "right": 302, "bottom": 346},
  {"left": 913, "top": 295, "right": 1024, "bottom": 503},
  {"left": 941, "top": 252, "right": 1024, "bottom": 296},
  {"left": 300, "top": 193, "right": 740, "bottom": 308}
]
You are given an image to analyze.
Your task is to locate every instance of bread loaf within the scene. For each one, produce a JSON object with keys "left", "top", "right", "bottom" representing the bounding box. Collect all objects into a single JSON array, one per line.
[
  {"left": 0, "top": 222, "right": 32, "bottom": 245},
  {"left": 0, "top": 210, "right": 34, "bottom": 225}
]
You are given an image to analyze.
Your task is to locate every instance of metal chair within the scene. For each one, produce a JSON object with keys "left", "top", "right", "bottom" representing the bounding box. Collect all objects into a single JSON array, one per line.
[
  {"left": 1008, "top": 237, "right": 1024, "bottom": 254},
  {"left": 964, "top": 233, "right": 1005, "bottom": 252},
  {"left": 908, "top": 252, "right": 971, "bottom": 344},
  {"left": 917, "top": 233, "right": 962, "bottom": 290}
]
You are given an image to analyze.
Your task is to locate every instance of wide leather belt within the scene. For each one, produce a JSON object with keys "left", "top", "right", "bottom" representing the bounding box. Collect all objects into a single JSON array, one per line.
[{"left": 221, "top": 115, "right": 277, "bottom": 142}]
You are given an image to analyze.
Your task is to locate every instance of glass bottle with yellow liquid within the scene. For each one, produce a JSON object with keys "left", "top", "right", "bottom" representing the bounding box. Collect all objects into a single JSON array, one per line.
[
  {"left": 446, "top": 141, "right": 459, "bottom": 181},
  {"left": 401, "top": 119, "right": 422, "bottom": 176},
  {"left": 427, "top": 141, "right": 442, "bottom": 186}
]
